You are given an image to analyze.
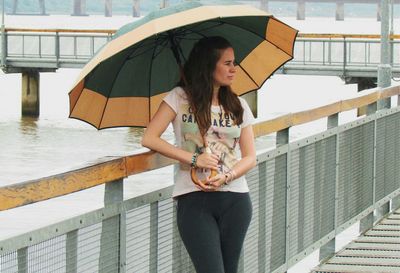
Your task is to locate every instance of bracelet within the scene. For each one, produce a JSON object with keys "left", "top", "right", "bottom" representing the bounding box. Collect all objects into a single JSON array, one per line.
[
  {"left": 191, "top": 152, "right": 199, "bottom": 168},
  {"left": 223, "top": 173, "right": 229, "bottom": 185}
]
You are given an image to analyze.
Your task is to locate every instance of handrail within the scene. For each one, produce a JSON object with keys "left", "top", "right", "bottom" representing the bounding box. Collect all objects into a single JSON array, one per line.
[
  {"left": 298, "top": 33, "right": 400, "bottom": 39},
  {"left": 4, "top": 28, "right": 116, "bottom": 34},
  {"left": 1, "top": 85, "right": 399, "bottom": 211},
  {"left": 3, "top": 28, "right": 400, "bottom": 40}
]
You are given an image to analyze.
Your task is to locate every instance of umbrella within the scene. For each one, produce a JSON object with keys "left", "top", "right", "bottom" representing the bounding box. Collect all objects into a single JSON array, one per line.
[{"left": 68, "top": 1, "right": 298, "bottom": 130}]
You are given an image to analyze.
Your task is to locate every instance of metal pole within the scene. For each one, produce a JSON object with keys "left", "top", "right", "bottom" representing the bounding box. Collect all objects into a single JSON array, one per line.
[
  {"left": 378, "top": 0, "right": 391, "bottom": 88},
  {"left": 1, "top": 0, "right": 5, "bottom": 67},
  {"left": 378, "top": 0, "right": 392, "bottom": 109}
]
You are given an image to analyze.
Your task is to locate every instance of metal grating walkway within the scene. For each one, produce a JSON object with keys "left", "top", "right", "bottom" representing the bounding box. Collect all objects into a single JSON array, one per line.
[{"left": 312, "top": 209, "right": 400, "bottom": 273}]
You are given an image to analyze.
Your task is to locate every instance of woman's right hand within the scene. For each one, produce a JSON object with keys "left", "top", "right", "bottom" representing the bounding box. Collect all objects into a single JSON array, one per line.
[{"left": 195, "top": 152, "right": 219, "bottom": 170}]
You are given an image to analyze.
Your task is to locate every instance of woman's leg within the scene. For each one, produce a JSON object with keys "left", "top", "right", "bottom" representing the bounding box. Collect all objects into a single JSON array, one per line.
[
  {"left": 176, "top": 192, "right": 225, "bottom": 273},
  {"left": 218, "top": 193, "right": 252, "bottom": 273}
]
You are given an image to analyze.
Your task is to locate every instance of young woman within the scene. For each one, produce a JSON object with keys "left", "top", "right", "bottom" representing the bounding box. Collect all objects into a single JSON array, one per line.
[{"left": 141, "top": 36, "right": 256, "bottom": 273}]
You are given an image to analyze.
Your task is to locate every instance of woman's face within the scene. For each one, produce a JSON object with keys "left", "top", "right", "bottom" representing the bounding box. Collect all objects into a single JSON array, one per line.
[{"left": 213, "top": 47, "right": 236, "bottom": 88}]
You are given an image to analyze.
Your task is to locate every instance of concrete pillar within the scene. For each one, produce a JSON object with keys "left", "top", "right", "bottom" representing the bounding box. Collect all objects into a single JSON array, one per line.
[
  {"left": 132, "top": 0, "right": 140, "bottom": 17},
  {"left": 260, "top": 0, "right": 268, "bottom": 12},
  {"left": 160, "top": 0, "right": 169, "bottom": 9},
  {"left": 72, "top": 0, "right": 87, "bottom": 16},
  {"left": 241, "top": 91, "right": 257, "bottom": 118},
  {"left": 297, "top": 0, "right": 305, "bottom": 20},
  {"left": 377, "top": 2, "right": 382, "bottom": 22},
  {"left": 39, "top": 0, "right": 46, "bottom": 15},
  {"left": 105, "top": 0, "right": 112, "bottom": 17},
  {"left": 21, "top": 71, "right": 40, "bottom": 117},
  {"left": 336, "top": 1, "right": 344, "bottom": 21},
  {"left": 12, "top": 0, "right": 18, "bottom": 14}
]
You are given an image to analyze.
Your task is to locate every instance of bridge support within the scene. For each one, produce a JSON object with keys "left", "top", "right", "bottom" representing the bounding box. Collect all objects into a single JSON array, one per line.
[
  {"left": 132, "top": 0, "right": 140, "bottom": 17},
  {"left": 160, "top": 0, "right": 169, "bottom": 9},
  {"left": 72, "top": 0, "right": 87, "bottom": 16},
  {"left": 377, "top": 2, "right": 382, "bottom": 21},
  {"left": 297, "top": 0, "right": 305, "bottom": 20},
  {"left": 21, "top": 70, "right": 40, "bottom": 117},
  {"left": 260, "top": 0, "right": 268, "bottom": 11},
  {"left": 105, "top": 0, "right": 112, "bottom": 17},
  {"left": 336, "top": 1, "right": 344, "bottom": 21}
]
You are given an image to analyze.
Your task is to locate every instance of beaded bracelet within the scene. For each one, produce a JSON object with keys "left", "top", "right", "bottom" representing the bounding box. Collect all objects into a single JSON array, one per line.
[
  {"left": 223, "top": 173, "right": 229, "bottom": 185},
  {"left": 223, "top": 169, "right": 237, "bottom": 185},
  {"left": 191, "top": 152, "right": 199, "bottom": 168}
]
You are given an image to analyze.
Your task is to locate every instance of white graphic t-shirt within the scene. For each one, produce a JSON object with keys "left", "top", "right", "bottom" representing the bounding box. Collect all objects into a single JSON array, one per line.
[{"left": 163, "top": 86, "right": 255, "bottom": 198}]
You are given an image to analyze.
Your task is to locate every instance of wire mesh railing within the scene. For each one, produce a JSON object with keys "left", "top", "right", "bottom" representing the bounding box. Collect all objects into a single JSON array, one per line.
[{"left": 1, "top": 85, "right": 400, "bottom": 272}]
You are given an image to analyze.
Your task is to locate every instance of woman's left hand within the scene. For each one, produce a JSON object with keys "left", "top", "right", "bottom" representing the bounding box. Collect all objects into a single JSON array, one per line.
[{"left": 205, "top": 173, "right": 226, "bottom": 191}]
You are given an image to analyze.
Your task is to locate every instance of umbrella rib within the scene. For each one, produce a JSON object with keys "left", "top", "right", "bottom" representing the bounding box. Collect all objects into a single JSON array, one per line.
[
  {"left": 98, "top": 52, "right": 133, "bottom": 129},
  {"left": 146, "top": 36, "right": 161, "bottom": 123},
  {"left": 236, "top": 62, "right": 260, "bottom": 91}
]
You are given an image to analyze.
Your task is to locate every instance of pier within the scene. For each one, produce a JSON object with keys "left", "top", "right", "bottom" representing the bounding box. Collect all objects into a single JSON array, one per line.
[{"left": 1, "top": 1, "right": 400, "bottom": 272}]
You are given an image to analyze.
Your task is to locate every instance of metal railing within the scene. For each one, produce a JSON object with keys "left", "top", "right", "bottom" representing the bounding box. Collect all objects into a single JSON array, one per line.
[
  {"left": 284, "top": 33, "right": 400, "bottom": 77},
  {"left": 0, "top": 28, "right": 114, "bottom": 70},
  {"left": 1, "top": 85, "right": 400, "bottom": 272},
  {"left": 1, "top": 30, "right": 400, "bottom": 77}
]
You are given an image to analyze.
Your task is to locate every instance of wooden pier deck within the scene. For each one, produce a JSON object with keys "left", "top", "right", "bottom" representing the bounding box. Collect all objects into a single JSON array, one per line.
[{"left": 312, "top": 209, "right": 400, "bottom": 273}]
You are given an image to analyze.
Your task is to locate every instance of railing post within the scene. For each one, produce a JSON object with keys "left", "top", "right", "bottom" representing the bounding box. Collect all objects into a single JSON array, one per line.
[
  {"left": 66, "top": 230, "right": 78, "bottom": 273},
  {"left": 258, "top": 160, "right": 267, "bottom": 273},
  {"left": 375, "top": 0, "right": 392, "bottom": 221},
  {"left": 172, "top": 201, "right": 182, "bottom": 273},
  {"left": 319, "top": 114, "right": 338, "bottom": 263},
  {"left": 55, "top": 32, "right": 60, "bottom": 67},
  {"left": 277, "top": 128, "right": 290, "bottom": 272},
  {"left": 149, "top": 202, "right": 158, "bottom": 273},
  {"left": 17, "top": 247, "right": 27, "bottom": 273},
  {"left": 360, "top": 102, "right": 377, "bottom": 234},
  {"left": 99, "top": 179, "right": 125, "bottom": 273}
]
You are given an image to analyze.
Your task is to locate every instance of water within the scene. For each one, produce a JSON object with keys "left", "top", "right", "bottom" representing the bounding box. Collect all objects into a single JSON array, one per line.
[
  {"left": 0, "top": 12, "right": 394, "bottom": 272},
  {"left": 2, "top": 13, "right": 390, "bottom": 186}
]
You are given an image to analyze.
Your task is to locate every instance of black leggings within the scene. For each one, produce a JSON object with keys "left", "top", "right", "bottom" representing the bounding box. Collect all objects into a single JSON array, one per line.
[{"left": 176, "top": 191, "right": 252, "bottom": 273}]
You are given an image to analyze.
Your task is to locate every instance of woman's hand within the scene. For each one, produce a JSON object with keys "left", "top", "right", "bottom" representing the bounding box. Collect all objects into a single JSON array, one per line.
[
  {"left": 195, "top": 152, "right": 219, "bottom": 170},
  {"left": 192, "top": 173, "right": 226, "bottom": 192},
  {"left": 205, "top": 173, "right": 227, "bottom": 190}
]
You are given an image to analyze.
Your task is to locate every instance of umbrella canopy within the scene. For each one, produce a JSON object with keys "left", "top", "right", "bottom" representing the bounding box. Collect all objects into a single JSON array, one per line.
[{"left": 69, "top": 1, "right": 298, "bottom": 129}]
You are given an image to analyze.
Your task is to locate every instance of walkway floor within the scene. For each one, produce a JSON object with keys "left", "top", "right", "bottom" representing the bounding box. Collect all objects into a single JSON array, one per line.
[{"left": 312, "top": 208, "right": 400, "bottom": 273}]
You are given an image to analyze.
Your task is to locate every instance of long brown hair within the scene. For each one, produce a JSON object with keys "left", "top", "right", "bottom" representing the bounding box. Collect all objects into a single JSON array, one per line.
[{"left": 179, "top": 36, "right": 243, "bottom": 136}]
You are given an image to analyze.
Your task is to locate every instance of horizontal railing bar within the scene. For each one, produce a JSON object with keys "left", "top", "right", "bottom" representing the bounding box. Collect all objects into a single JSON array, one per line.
[
  {"left": 4, "top": 28, "right": 116, "bottom": 34},
  {"left": 0, "top": 85, "right": 399, "bottom": 211},
  {"left": 298, "top": 33, "right": 400, "bottom": 39},
  {"left": 4, "top": 29, "right": 400, "bottom": 40}
]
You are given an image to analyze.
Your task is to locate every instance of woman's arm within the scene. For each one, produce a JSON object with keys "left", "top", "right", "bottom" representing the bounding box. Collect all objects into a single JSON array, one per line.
[
  {"left": 207, "top": 125, "right": 256, "bottom": 188},
  {"left": 231, "top": 125, "right": 257, "bottom": 178},
  {"left": 141, "top": 101, "right": 219, "bottom": 170}
]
